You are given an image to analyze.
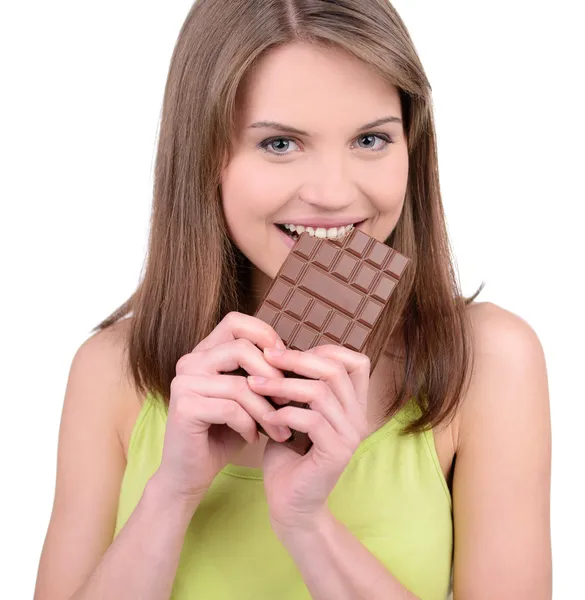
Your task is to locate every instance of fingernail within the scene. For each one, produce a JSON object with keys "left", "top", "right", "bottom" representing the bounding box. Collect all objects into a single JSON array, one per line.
[
  {"left": 265, "top": 347, "right": 284, "bottom": 357},
  {"left": 278, "top": 427, "right": 292, "bottom": 440},
  {"left": 248, "top": 376, "right": 266, "bottom": 384},
  {"left": 275, "top": 339, "right": 286, "bottom": 350}
]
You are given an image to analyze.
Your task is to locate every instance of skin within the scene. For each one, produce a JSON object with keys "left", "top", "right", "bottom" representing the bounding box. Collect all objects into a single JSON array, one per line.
[
  {"left": 220, "top": 40, "right": 412, "bottom": 470},
  {"left": 33, "top": 41, "right": 551, "bottom": 600},
  {"left": 221, "top": 42, "right": 409, "bottom": 307},
  {"left": 218, "top": 41, "right": 552, "bottom": 597}
]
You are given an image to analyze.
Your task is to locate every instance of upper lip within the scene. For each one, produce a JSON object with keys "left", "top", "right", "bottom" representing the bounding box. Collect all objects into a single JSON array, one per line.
[{"left": 275, "top": 218, "right": 366, "bottom": 228}]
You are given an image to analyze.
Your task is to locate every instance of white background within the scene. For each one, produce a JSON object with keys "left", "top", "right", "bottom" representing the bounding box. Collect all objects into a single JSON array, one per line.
[{"left": 1, "top": 1, "right": 583, "bottom": 597}]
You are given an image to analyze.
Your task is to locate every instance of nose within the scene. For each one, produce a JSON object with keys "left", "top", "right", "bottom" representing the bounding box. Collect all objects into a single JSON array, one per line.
[{"left": 298, "top": 153, "right": 356, "bottom": 211}]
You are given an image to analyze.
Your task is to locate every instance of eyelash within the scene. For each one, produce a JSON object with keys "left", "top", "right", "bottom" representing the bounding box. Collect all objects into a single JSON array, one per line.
[{"left": 257, "top": 133, "right": 395, "bottom": 156}]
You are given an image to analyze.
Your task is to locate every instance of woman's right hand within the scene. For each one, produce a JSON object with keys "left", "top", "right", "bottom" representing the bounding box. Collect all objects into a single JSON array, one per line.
[{"left": 153, "top": 312, "right": 292, "bottom": 508}]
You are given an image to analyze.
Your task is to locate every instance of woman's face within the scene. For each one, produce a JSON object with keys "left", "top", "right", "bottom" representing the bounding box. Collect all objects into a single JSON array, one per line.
[{"left": 221, "top": 42, "right": 409, "bottom": 287}]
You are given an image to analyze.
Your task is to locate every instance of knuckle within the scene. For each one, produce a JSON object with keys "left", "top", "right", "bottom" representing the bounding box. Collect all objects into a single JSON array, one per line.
[
  {"left": 177, "top": 352, "right": 207, "bottom": 375},
  {"left": 311, "top": 343, "right": 332, "bottom": 354},
  {"left": 170, "top": 376, "right": 183, "bottom": 396},
  {"left": 172, "top": 374, "right": 207, "bottom": 397},
  {"left": 172, "top": 394, "right": 193, "bottom": 420},
  {"left": 332, "top": 361, "right": 346, "bottom": 378},
  {"left": 223, "top": 401, "right": 240, "bottom": 420},
  {"left": 177, "top": 351, "right": 209, "bottom": 374},
  {"left": 281, "top": 406, "right": 295, "bottom": 420},
  {"left": 170, "top": 374, "right": 192, "bottom": 397},
  {"left": 232, "top": 376, "right": 250, "bottom": 395},
  {"left": 234, "top": 337, "right": 255, "bottom": 353},
  {"left": 252, "top": 315, "right": 274, "bottom": 333},
  {"left": 234, "top": 337, "right": 250, "bottom": 348},
  {"left": 266, "top": 325, "right": 280, "bottom": 341},
  {"left": 311, "top": 411, "right": 328, "bottom": 431},
  {"left": 175, "top": 353, "right": 191, "bottom": 375},
  {"left": 223, "top": 311, "right": 241, "bottom": 327},
  {"left": 358, "top": 353, "right": 371, "bottom": 371},
  {"left": 322, "top": 359, "right": 343, "bottom": 380},
  {"left": 252, "top": 317, "right": 279, "bottom": 343},
  {"left": 316, "top": 380, "right": 330, "bottom": 397},
  {"left": 309, "top": 395, "right": 322, "bottom": 413}
]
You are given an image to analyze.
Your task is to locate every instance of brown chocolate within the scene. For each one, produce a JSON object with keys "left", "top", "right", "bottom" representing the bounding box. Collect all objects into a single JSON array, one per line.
[{"left": 229, "top": 229, "right": 410, "bottom": 455}]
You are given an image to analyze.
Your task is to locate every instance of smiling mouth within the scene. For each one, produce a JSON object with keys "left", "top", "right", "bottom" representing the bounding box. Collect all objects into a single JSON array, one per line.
[{"left": 275, "top": 222, "right": 363, "bottom": 242}]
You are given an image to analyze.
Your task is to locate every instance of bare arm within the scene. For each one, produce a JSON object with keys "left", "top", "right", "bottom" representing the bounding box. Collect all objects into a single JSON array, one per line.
[
  {"left": 269, "top": 303, "right": 551, "bottom": 600},
  {"left": 69, "top": 472, "right": 199, "bottom": 600},
  {"left": 452, "top": 303, "right": 552, "bottom": 599},
  {"left": 33, "top": 326, "right": 199, "bottom": 600},
  {"left": 34, "top": 311, "right": 286, "bottom": 600},
  {"left": 277, "top": 511, "right": 420, "bottom": 599}
]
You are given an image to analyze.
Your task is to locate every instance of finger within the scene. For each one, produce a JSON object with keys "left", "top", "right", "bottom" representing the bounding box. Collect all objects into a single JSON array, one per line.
[
  {"left": 247, "top": 376, "right": 355, "bottom": 440},
  {"left": 175, "top": 395, "right": 259, "bottom": 445},
  {"left": 262, "top": 407, "right": 357, "bottom": 460},
  {"left": 194, "top": 311, "right": 285, "bottom": 353},
  {"left": 263, "top": 348, "right": 356, "bottom": 413},
  {"left": 174, "top": 374, "right": 292, "bottom": 442},
  {"left": 304, "top": 345, "right": 371, "bottom": 411},
  {"left": 178, "top": 338, "right": 284, "bottom": 379}
]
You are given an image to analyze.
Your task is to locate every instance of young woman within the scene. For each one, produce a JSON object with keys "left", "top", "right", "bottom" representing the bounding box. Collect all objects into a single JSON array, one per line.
[{"left": 33, "top": 1, "right": 552, "bottom": 599}]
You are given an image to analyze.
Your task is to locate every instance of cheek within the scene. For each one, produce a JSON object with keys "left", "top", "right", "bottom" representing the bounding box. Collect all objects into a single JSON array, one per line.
[
  {"left": 366, "top": 156, "right": 409, "bottom": 212},
  {"left": 221, "top": 154, "right": 287, "bottom": 220}
]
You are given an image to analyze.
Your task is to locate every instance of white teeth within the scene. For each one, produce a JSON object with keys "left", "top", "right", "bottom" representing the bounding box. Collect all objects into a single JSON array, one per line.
[{"left": 280, "top": 223, "right": 355, "bottom": 240}]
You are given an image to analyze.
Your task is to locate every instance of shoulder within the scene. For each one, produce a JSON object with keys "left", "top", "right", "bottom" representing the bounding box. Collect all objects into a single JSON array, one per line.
[
  {"left": 73, "top": 317, "right": 134, "bottom": 397},
  {"left": 71, "top": 318, "right": 143, "bottom": 455},
  {"left": 458, "top": 300, "right": 549, "bottom": 437},
  {"left": 465, "top": 299, "right": 547, "bottom": 387},
  {"left": 75, "top": 318, "right": 130, "bottom": 373},
  {"left": 466, "top": 300, "right": 545, "bottom": 355},
  {"left": 464, "top": 301, "right": 547, "bottom": 409}
]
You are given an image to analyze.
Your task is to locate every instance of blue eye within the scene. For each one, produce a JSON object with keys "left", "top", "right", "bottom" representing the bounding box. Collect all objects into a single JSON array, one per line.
[
  {"left": 258, "top": 137, "right": 299, "bottom": 155},
  {"left": 257, "top": 133, "right": 394, "bottom": 157},
  {"left": 356, "top": 134, "right": 393, "bottom": 151}
]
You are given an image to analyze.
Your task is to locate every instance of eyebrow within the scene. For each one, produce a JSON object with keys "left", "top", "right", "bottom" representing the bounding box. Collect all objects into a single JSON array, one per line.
[{"left": 248, "top": 116, "right": 402, "bottom": 136}]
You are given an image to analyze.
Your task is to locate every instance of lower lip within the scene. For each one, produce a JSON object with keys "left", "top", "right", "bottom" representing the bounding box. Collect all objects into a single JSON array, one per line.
[{"left": 275, "top": 225, "right": 297, "bottom": 248}]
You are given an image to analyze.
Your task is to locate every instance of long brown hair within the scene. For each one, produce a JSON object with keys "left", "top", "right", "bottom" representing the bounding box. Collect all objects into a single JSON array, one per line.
[{"left": 94, "top": 0, "right": 484, "bottom": 434}]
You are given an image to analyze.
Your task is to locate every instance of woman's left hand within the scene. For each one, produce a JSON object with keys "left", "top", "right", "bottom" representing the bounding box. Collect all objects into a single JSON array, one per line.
[{"left": 246, "top": 344, "right": 371, "bottom": 538}]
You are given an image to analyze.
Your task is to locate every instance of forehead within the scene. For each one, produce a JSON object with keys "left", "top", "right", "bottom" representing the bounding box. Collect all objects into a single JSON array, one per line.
[{"left": 236, "top": 42, "right": 402, "bottom": 129}]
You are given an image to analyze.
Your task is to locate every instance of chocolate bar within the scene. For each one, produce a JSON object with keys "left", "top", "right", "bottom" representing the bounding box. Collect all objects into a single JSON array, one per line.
[{"left": 231, "top": 229, "right": 410, "bottom": 455}]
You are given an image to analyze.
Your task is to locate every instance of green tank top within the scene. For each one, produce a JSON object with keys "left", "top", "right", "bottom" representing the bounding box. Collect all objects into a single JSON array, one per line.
[{"left": 114, "top": 392, "right": 453, "bottom": 600}]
